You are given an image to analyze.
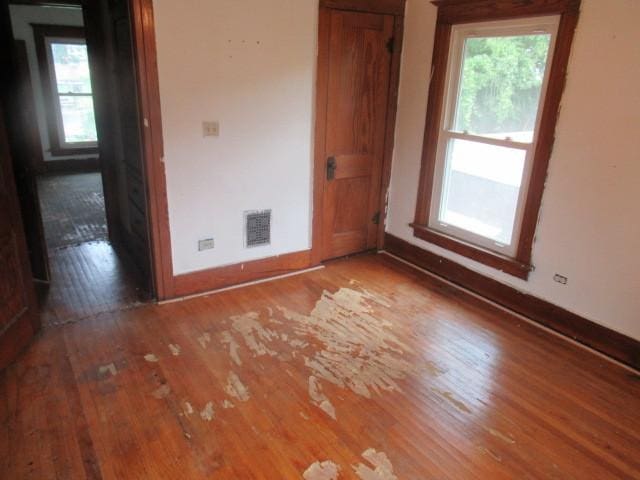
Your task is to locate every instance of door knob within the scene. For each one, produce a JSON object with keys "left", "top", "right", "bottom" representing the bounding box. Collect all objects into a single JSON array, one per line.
[{"left": 327, "top": 156, "right": 337, "bottom": 180}]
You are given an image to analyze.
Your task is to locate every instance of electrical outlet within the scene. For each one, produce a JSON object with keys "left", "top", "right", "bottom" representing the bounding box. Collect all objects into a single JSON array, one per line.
[
  {"left": 553, "top": 273, "right": 568, "bottom": 285},
  {"left": 198, "top": 238, "right": 215, "bottom": 251},
  {"left": 202, "top": 121, "right": 219, "bottom": 137}
]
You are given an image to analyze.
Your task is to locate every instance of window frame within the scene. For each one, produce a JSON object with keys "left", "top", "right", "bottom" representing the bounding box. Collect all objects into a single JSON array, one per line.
[
  {"left": 32, "top": 24, "right": 99, "bottom": 156},
  {"left": 412, "top": 0, "right": 581, "bottom": 279}
]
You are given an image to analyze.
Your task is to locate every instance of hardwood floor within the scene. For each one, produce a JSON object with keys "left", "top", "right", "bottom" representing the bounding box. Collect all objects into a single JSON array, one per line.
[
  {"left": 37, "top": 173, "right": 108, "bottom": 250},
  {"left": 38, "top": 241, "right": 148, "bottom": 327},
  {"left": 2, "top": 254, "right": 639, "bottom": 479}
]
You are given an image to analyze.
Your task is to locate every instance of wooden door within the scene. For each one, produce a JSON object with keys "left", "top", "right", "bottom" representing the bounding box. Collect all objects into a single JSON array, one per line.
[
  {"left": 0, "top": 104, "right": 41, "bottom": 370},
  {"left": 84, "top": 0, "right": 153, "bottom": 291},
  {"left": 7, "top": 40, "right": 50, "bottom": 282},
  {"left": 319, "top": 8, "right": 394, "bottom": 260}
]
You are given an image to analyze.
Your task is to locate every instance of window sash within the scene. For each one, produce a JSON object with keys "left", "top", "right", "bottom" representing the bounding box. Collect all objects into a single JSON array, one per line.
[
  {"left": 45, "top": 37, "right": 98, "bottom": 149},
  {"left": 427, "top": 16, "right": 559, "bottom": 257}
]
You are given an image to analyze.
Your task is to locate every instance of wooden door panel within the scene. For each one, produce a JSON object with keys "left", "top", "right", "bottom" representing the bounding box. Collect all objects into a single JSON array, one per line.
[
  {"left": 0, "top": 235, "right": 27, "bottom": 330},
  {"left": 0, "top": 104, "right": 40, "bottom": 370},
  {"left": 321, "top": 9, "right": 393, "bottom": 260},
  {"left": 333, "top": 177, "right": 370, "bottom": 233}
]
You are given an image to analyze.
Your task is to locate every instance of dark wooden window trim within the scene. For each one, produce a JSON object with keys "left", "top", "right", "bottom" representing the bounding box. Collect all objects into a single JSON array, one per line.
[
  {"left": 413, "top": 0, "right": 580, "bottom": 280},
  {"left": 32, "top": 23, "right": 99, "bottom": 156}
]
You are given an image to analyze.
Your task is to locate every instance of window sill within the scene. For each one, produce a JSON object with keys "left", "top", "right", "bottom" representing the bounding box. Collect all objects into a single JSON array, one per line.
[
  {"left": 50, "top": 146, "right": 99, "bottom": 157},
  {"left": 410, "top": 223, "right": 532, "bottom": 280}
]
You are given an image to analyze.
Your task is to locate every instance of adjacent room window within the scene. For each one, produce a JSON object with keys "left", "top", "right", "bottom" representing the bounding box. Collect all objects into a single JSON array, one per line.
[
  {"left": 33, "top": 25, "right": 98, "bottom": 155},
  {"left": 413, "top": 1, "right": 580, "bottom": 279}
]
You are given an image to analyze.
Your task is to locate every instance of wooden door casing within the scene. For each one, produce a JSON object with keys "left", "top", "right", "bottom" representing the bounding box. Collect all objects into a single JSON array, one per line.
[
  {"left": 320, "top": 9, "right": 394, "bottom": 260},
  {"left": 0, "top": 104, "right": 40, "bottom": 370}
]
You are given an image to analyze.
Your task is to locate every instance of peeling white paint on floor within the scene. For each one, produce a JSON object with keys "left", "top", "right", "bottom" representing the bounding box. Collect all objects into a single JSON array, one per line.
[
  {"left": 169, "top": 344, "right": 181, "bottom": 356},
  {"left": 225, "top": 372, "right": 250, "bottom": 402},
  {"left": 98, "top": 363, "right": 117, "bottom": 377},
  {"left": 308, "top": 376, "right": 336, "bottom": 420},
  {"left": 153, "top": 384, "right": 171, "bottom": 399},
  {"left": 200, "top": 401, "right": 215, "bottom": 421},
  {"left": 279, "top": 288, "right": 414, "bottom": 399},
  {"left": 231, "top": 312, "right": 278, "bottom": 357},
  {"left": 433, "top": 388, "right": 472, "bottom": 414},
  {"left": 144, "top": 354, "right": 159, "bottom": 363},
  {"left": 353, "top": 449, "right": 397, "bottom": 480},
  {"left": 182, "top": 401, "right": 194, "bottom": 416},
  {"left": 222, "top": 400, "right": 235, "bottom": 409},
  {"left": 197, "top": 333, "right": 211, "bottom": 349},
  {"left": 220, "top": 331, "right": 242, "bottom": 366},
  {"left": 303, "top": 460, "right": 341, "bottom": 480}
]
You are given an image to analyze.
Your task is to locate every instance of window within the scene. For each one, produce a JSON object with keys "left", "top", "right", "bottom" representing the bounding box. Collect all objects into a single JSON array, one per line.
[
  {"left": 33, "top": 25, "right": 98, "bottom": 156},
  {"left": 413, "top": 0, "right": 580, "bottom": 279}
]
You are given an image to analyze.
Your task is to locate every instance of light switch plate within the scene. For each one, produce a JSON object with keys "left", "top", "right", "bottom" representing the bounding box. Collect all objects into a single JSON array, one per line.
[{"left": 202, "top": 121, "right": 219, "bottom": 137}]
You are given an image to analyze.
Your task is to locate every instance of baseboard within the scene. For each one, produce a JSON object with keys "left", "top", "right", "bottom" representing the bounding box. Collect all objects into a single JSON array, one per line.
[
  {"left": 37, "top": 157, "right": 100, "bottom": 175},
  {"left": 384, "top": 233, "right": 640, "bottom": 371},
  {"left": 171, "top": 249, "right": 314, "bottom": 298}
]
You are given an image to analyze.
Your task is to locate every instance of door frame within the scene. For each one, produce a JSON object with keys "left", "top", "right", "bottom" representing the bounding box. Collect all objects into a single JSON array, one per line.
[
  {"left": 1, "top": 0, "right": 175, "bottom": 300},
  {"left": 311, "top": 0, "right": 406, "bottom": 264}
]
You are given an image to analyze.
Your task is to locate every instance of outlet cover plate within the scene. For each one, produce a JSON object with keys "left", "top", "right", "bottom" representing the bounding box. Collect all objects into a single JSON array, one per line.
[{"left": 198, "top": 238, "right": 215, "bottom": 251}]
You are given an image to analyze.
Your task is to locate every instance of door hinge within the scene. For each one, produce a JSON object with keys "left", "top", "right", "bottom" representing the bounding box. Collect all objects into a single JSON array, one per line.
[
  {"left": 386, "top": 37, "right": 395, "bottom": 54},
  {"left": 372, "top": 211, "right": 381, "bottom": 225}
]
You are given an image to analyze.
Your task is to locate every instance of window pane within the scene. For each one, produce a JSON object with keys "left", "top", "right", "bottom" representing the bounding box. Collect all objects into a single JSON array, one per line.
[
  {"left": 453, "top": 34, "right": 551, "bottom": 143},
  {"left": 439, "top": 139, "right": 526, "bottom": 245},
  {"left": 51, "top": 42, "right": 92, "bottom": 94},
  {"left": 59, "top": 95, "right": 98, "bottom": 143}
]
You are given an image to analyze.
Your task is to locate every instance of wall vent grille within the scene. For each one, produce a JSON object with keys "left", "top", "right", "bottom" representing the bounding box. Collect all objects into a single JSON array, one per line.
[{"left": 244, "top": 210, "right": 271, "bottom": 248}]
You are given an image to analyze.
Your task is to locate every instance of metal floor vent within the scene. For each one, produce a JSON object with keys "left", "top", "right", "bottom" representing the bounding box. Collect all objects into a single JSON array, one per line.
[{"left": 244, "top": 209, "right": 271, "bottom": 248}]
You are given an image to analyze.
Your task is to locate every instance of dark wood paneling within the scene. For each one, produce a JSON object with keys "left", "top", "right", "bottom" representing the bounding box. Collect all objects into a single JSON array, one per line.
[
  {"left": 172, "top": 250, "right": 313, "bottom": 298},
  {"left": 320, "top": 0, "right": 405, "bottom": 16},
  {"left": 384, "top": 233, "right": 640, "bottom": 370}
]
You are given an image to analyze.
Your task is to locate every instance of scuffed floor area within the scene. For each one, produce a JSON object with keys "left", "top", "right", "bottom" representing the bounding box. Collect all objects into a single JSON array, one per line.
[
  {"left": 37, "top": 173, "right": 107, "bottom": 250},
  {"left": 1, "top": 254, "right": 639, "bottom": 479},
  {"left": 38, "top": 241, "right": 148, "bottom": 327}
]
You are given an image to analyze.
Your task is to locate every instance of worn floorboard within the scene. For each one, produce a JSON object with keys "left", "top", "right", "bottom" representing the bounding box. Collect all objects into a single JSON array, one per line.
[
  {"left": 38, "top": 241, "right": 148, "bottom": 327},
  {"left": 37, "top": 173, "right": 108, "bottom": 250},
  {"left": 2, "top": 254, "right": 639, "bottom": 479}
]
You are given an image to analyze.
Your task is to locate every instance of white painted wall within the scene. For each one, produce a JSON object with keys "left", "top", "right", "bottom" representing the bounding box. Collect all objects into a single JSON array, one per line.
[
  {"left": 387, "top": 0, "right": 640, "bottom": 340},
  {"left": 9, "top": 5, "right": 98, "bottom": 162},
  {"left": 153, "top": 0, "right": 317, "bottom": 275}
]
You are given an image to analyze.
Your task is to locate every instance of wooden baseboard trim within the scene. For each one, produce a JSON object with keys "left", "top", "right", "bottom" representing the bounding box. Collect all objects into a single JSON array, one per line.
[
  {"left": 171, "top": 250, "right": 315, "bottom": 298},
  {"left": 384, "top": 233, "right": 640, "bottom": 371}
]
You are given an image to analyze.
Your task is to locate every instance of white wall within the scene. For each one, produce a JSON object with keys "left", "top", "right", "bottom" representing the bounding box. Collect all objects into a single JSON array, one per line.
[
  {"left": 153, "top": 0, "right": 317, "bottom": 275},
  {"left": 9, "top": 5, "right": 98, "bottom": 162},
  {"left": 387, "top": 0, "right": 640, "bottom": 341}
]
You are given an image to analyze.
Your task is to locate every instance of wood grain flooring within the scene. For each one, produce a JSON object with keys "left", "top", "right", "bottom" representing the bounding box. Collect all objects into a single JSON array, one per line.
[
  {"left": 2, "top": 254, "right": 639, "bottom": 479},
  {"left": 37, "top": 173, "right": 108, "bottom": 250},
  {"left": 39, "top": 241, "right": 148, "bottom": 327}
]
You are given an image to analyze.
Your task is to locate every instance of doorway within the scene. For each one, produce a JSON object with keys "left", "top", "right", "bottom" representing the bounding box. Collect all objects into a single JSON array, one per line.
[
  {"left": 1, "top": 0, "right": 154, "bottom": 326},
  {"left": 313, "top": 1, "right": 404, "bottom": 262}
]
